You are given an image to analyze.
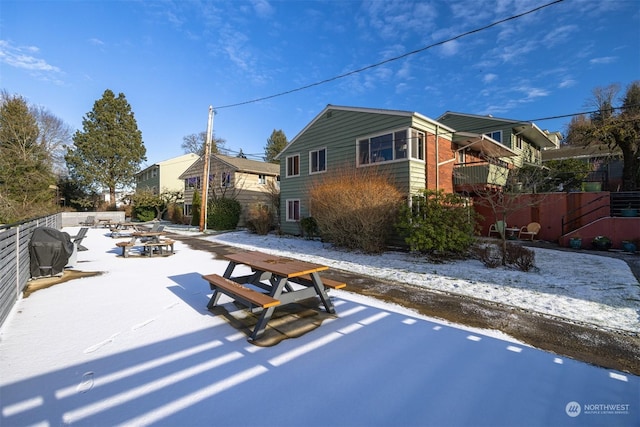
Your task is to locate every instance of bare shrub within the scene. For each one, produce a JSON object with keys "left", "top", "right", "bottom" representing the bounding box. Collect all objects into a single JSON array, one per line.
[
  {"left": 474, "top": 243, "right": 502, "bottom": 268},
  {"left": 308, "top": 166, "right": 402, "bottom": 253},
  {"left": 506, "top": 243, "right": 536, "bottom": 272},
  {"left": 245, "top": 203, "right": 272, "bottom": 235}
]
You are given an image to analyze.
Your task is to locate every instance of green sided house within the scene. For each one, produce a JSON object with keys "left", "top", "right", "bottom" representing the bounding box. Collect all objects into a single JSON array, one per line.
[
  {"left": 275, "top": 105, "right": 519, "bottom": 236},
  {"left": 179, "top": 154, "right": 280, "bottom": 226}
]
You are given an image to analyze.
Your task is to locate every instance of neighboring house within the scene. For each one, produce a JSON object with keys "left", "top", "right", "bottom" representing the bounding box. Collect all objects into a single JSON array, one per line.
[
  {"left": 275, "top": 105, "right": 518, "bottom": 236},
  {"left": 179, "top": 154, "right": 280, "bottom": 225},
  {"left": 135, "top": 153, "right": 199, "bottom": 194},
  {"left": 542, "top": 144, "right": 624, "bottom": 191}
]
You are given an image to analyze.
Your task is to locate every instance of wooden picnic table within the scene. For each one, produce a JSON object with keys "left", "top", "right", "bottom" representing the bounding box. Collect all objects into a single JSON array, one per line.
[
  {"left": 115, "top": 232, "right": 174, "bottom": 257},
  {"left": 202, "top": 251, "right": 346, "bottom": 341}
]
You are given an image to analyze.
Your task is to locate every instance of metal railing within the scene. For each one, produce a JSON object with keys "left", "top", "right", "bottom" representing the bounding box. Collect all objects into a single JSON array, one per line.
[{"left": 0, "top": 214, "right": 61, "bottom": 328}]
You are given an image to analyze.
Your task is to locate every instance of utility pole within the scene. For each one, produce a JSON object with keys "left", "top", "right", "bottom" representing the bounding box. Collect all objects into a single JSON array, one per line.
[{"left": 199, "top": 106, "right": 214, "bottom": 232}]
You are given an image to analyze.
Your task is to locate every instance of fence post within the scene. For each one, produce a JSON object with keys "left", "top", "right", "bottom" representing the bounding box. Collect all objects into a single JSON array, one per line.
[{"left": 15, "top": 227, "right": 21, "bottom": 300}]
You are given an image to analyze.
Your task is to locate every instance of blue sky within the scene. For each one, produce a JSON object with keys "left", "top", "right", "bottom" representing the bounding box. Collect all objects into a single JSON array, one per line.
[{"left": 1, "top": 0, "right": 638, "bottom": 166}]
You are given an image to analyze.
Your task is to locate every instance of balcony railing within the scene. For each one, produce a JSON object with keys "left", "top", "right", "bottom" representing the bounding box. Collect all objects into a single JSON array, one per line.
[{"left": 453, "top": 163, "right": 509, "bottom": 187}]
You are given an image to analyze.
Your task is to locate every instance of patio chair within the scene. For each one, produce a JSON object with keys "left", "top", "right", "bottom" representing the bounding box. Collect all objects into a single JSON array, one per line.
[
  {"left": 79, "top": 216, "right": 96, "bottom": 227},
  {"left": 518, "top": 222, "right": 541, "bottom": 241},
  {"left": 72, "top": 227, "right": 89, "bottom": 251},
  {"left": 488, "top": 220, "right": 506, "bottom": 238}
]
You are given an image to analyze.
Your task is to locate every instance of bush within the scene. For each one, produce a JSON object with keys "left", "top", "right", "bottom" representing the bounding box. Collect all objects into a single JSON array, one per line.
[
  {"left": 245, "top": 204, "right": 272, "bottom": 235},
  {"left": 133, "top": 206, "right": 155, "bottom": 222},
  {"left": 475, "top": 242, "right": 536, "bottom": 272},
  {"left": 300, "top": 217, "right": 319, "bottom": 239},
  {"left": 308, "top": 167, "right": 402, "bottom": 253},
  {"left": 505, "top": 242, "right": 536, "bottom": 271},
  {"left": 474, "top": 244, "right": 502, "bottom": 268},
  {"left": 168, "top": 203, "right": 183, "bottom": 224},
  {"left": 396, "top": 190, "right": 477, "bottom": 255},
  {"left": 208, "top": 197, "right": 241, "bottom": 230},
  {"left": 191, "top": 191, "right": 201, "bottom": 226}
]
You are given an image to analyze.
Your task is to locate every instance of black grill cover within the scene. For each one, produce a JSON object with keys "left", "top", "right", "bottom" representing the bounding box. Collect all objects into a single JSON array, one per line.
[{"left": 29, "top": 227, "right": 74, "bottom": 278}]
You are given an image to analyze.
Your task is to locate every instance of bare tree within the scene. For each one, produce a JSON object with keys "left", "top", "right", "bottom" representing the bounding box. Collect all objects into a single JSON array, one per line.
[
  {"left": 181, "top": 131, "right": 225, "bottom": 156},
  {"left": 31, "top": 105, "right": 72, "bottom": 175}
]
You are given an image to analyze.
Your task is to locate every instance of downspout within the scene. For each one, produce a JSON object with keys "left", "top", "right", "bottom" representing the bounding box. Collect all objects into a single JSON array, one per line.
[{"left": 435, "top": 125, "right": 439, "bottom": 190}]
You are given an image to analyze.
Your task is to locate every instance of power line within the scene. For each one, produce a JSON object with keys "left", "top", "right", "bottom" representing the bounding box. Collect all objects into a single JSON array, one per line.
[{"left": 213, "top": 0, "right": 565, "bottom": 110}]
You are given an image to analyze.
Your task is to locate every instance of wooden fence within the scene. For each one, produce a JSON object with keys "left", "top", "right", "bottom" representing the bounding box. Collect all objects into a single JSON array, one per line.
[{"left": 0, "top": 214, "right": 61, "bottom": 329}]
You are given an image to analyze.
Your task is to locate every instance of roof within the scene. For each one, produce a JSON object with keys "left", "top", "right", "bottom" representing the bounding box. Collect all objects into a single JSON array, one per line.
[
  {"left": 276, "top": 104, "right": 455, "bottom": 159},
  {"left": 438, "top": 111, "right": 558, "bottom": 149},
  {"left": 179, "top": 154, "right": 279, "bottom": 179},
  {"left": 542, "top": 144, "right": 623, "bottom": 162},
  {"left": 136, "top": 153, "right": 199, "bottom": 176},
  {"left": 452, "top": 132, "right": 518, "bottom": 158}
]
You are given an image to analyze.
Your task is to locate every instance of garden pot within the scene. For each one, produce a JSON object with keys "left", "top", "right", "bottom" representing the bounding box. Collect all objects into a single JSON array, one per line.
[
  {"left": 568, "top": 238, "right": 582, "bottom": 249},
  {"left": 591, "top": 237, "right": 612, "bottom": 251},
  {"left": 622, "top": 241, "right": 637, "bottom": 252},
  {"left": 621, "top": 208, "right": 638, "bottom": 217}
]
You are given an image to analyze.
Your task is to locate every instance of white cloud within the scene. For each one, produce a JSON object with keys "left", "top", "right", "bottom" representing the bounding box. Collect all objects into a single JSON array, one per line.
[
  {"left": 558, "top": 79, "right": 576, "bottom": 89},
  {"left": 589, "top": 56, "right": 617, "bottom": 65},
  {"left": 89, "top": 38, "right": 105, "bottom": 46},
  {"left": 251, "top": 0, "right": 274, "bottom": 18},
  {"left": 0, "top": 40, "right": 61, "bottom": 72},
  {"left": 438, "top": 40, "right": 459, "bottom": 57},
  {"left": 483, "top": 73, "right": 498, "bottom": 84}
]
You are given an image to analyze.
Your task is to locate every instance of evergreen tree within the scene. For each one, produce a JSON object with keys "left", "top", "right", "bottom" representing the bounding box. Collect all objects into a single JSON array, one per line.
[
  {"left": 264, "top": 129, "right": 288, "bottom": 163},
  {"left": 66, "top": 89, "right": 146, "bottom": 207},
  {"left": 0, "top": 92, "right": 55, "bottom": 223}
]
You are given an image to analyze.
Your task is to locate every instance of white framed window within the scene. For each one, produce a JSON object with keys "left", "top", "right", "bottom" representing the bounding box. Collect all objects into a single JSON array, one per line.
[
  {"left": 258, "top": 174, "right": 266, "bottom": 185},
  {"left": 357, "top": 128, "right": 420, "bottom": 166},
  {"left": 410, "top": 129, "right": 424, "bottom": 160},
  {"left": 457, "top": 149, "right": 466, "bottom": 164},
  {"left": 286, "top": 154, "right": 300, "bottom": 177},
  {"left": 484, "top": 130, "right": 502, "bottom": 143},
  {"left": 309, "top": 148, "right": 327, "bottom": 174},
  {"left": 516, "top": 136, "right": 523, "bottom": 150},
  {"left": 286, "top": 199, "right": 300, "bottom": 222}
]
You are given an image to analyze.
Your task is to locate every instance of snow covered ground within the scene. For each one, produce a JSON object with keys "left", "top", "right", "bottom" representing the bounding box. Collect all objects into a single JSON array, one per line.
[
  {"left": 204, "top": 229, "right": 640, "bottom": 333},
  {"left": 0, "top": 226, "right": 637, "bottom": 427}
]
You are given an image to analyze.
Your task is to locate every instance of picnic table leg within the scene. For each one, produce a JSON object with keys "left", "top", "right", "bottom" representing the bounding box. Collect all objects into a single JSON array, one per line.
[
  {"left": 309, "top": 272, "right": 336, "bottom": 314},
  {"left": 207, "top": 290, "right": 223, "bottom": 309},
  {"left": 249, "top": 306, "right": 276, "bottom": 341}
]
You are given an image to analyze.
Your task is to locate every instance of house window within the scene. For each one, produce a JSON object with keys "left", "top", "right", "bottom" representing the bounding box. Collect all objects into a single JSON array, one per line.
[
  {"left": 395, "top": 131, "right": 408, "bottom": 160},
  {"left": 358, "top": 129, "right": 418, "bottom": 166},
  {"left": 485, "top": 130, "right": 502, "bottom": 143},
  {"left": 516, "top": 136, "right": 523, "bottom": 150},
  {"left": 310, "top": 148, "right": 327, "bottom": 174},
  {"left": 185, "top": 177, "right": 201, "bottom": 190},
  {"left": 286, "top": 199, "right": 300, "bottom": 222},
  {"left": 286, "top": 154, "right": 300, "bottom": 177},
  {"left": 457, "top": 149, "right": 466, "bottom": 164},
  {"left": 184, "top": 204, "right": 192, "bottom": 216},
  {"left": 410, "top": 129, "right": 424, "bottom": 160},
  {"left": 151, "top": 168, "right": 158, "bottom": 178},
  {"left": 258, "top": 174, "right": 266, "bottom": 185},
  {"left": 221, "top": 171, "right": 231, "bottom": 187}
]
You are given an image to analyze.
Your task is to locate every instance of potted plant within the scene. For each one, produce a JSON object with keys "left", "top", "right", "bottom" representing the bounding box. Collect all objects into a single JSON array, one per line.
[
  {"left": 620, "top": 204, "right": 638, "bottom": 217},
  {"left": 568, "top": 234, "right": 582, "bottom": 249},
  {"left": 621, "top": 240, "right": 637, "bottom": 253},
  {"left": 591, "top": 235, "right": 612, "bottom": 251}
]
